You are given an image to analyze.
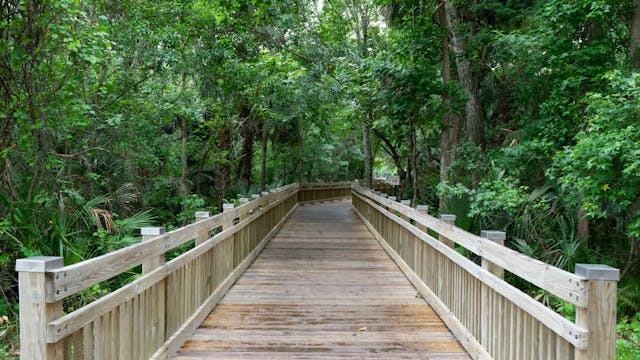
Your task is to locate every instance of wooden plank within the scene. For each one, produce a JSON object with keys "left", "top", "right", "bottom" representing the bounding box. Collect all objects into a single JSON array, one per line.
[
  {"left": 174, "top": 201, "right": 470, "bottom": 359},
  {"left": 353, "top": 207, "right": 490, "bottom": 360},
  {"left": 353, "top": 191, "right": 588, "bottom": 349},
  {"left": 150, "top": 202, "right": 300, "bottom": 359},
  {"left": 83, "top": 322, "right": 94, "bottom": 360},
  {"left": 119, "top": 300, "right": 131, "bottom": 360},
  {"left": 353, "top": 186, "right": 587, "bottom": 306}
]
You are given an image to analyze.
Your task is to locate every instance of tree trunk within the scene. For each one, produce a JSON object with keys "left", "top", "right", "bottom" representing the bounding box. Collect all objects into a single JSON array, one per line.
[
  {"left": 238, "top": 105, "right": 255, "bottom": 189},
  {"left": 372, "top": 128, "right": 406, "bottom": 198},
  {"left": 260, "top": 122, "right": 268, "bottom": 192},
  {"left": 577, "top": 207, "right": 590, "bottom": 242},
  {"left": 444, "top": 1, "right": 485, "bottom": 153},
  {"left": 438, "top": 4, "right": 463, "bottom": 210},
  {"left": 577, "top": 193, "right": 590, "bottom": 244},
  {"left": 410, "top": 121, "right": 418, "bottom": 205},
  {"left": 632, "top": 0, "right": 640, "bottom": 70},
  {"left": 216, "top": 119, "right": 232, "bottom": 206},
  {"left": 362, "top": 118, "right": 373, "bottom": 188},
  {"left": 179, "top": 115, "right": 189, "bottom": 196}
]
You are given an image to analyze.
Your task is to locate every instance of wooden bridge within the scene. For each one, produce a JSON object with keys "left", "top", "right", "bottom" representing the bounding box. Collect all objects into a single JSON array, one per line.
[{"left": 16, "top": 183, "right": 619, "bottom": 359}]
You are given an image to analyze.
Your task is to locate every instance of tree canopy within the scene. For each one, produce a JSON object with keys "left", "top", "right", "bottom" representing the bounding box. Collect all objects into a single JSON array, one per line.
[{"left": 1, "top": 0, "right": 640, "bottom": 357}]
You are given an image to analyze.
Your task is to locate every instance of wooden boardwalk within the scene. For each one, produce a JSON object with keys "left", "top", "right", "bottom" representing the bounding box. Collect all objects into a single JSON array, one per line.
[{"left": 175, "top": 200, "right": 470, "bottom": 359}]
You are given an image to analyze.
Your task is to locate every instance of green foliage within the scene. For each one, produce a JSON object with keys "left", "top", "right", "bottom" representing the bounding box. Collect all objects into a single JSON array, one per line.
[
  {"left": 0, "top": 314, "right": 19, "bottom": 360},
  {"left": 617, "top": 312, "right": 640, "bottom": 359},
  {"left": 176, "top": 194, "right": 208, "bottom": 226},
  {"left": 2, "top": 0, "right": 640, "bottom": 354},
  {"left": 438, "top": 162, "right": 530, "bottom": 230},
  {"left": 554, "top": 71, "right": 640, "bottom": 240}
]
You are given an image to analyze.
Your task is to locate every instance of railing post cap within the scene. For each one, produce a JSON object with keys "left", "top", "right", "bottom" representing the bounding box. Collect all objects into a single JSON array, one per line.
[
  {"left": 439, "top": 214, "right": 456, "bottom": 221},
  {"left": 400, "top": 200, "right": 411, "bottom": 206},
  {"left": 251, "top": 194, "right": 260, "bottom": 199},
  {"left": 141, "top": 226, "right": 166, "bottom": 236},
  {"left": 261, "top": 191, "right": 269, "bottom": 196},
  {"left": 15, "top": 256, "right": 64, "bottom": 272},
  {"left": 194, "top": 211, "right": 210, "bottom": 219},
  {"left": 480, "top": 230, "right": 506, "bottom": 241},
  {"left": 575, "top": 264, "right": 620, "bottom": 281},
  {"left": 416, "top": 205, "right": 428, "bottom": 211},
  {"left": 222, "top": 203, "right": 235, "bottom": 210},
  {"left": 269, "top": 189, "right": 277, "bottom": 193},
  {"left": 238, "top": 197, "right": 249, "bottom": 203},
  {"left": 388, "top": 196, "right": 397, "bottom": 201}
]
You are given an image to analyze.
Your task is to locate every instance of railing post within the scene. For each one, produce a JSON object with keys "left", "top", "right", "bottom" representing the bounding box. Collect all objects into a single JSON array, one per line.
[
  {"left": 141, "top": 227, "right": 166, "bottom": 274},
  {"left": 575, "top": 264, "right": 619, "bottom": 360},
  {"left": 16, "top": 256, "right": 65, "bottom": 360},
  {"left": 438, "top": 214, "right": 456, "bottom": 248},
  {"left": 194, "top": 212, "right": 210, "bottom": 246},
  {"left": 251, "top": 194, "right": 260, "bottom": 212},
  {"left": 400, "top": 200, "right": 411, "bottom": 221},
  {"left": 222, "top": 203, "right": 235, "bottom": 229},
  {"left": 238, "top": 198, "right": 249, "bottom": 219},
  {"left": 261, "top": 191, "right": 270, "bottom": 207},
  {"left": 480, "top": 230, "right": 505, "bottom": 278},
  {"left": 416, "top": 205, "right": 429, "bottom": 233},
  {"left": 479, "top": 230, "right": 506, "bottom": 351},
  {"left": 141, "top": 226, "right": 167, "bottom": 348},
  {"left": 435, "top": 215, "right": 456, "bottom": 313}
]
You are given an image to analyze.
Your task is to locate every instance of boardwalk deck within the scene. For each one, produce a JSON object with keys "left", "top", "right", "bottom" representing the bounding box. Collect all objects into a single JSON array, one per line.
[{"left": 175, "top": 200, "right": 470, "bottom": 359}]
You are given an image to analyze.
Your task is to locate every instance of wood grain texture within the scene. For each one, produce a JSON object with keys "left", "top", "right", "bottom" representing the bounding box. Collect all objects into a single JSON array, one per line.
[
  {"left": 352, "top": 190, "right": 588, "bottom": 350},
  {"left": 351, "top": 185, "right": 587, "bottom": 307},
  {"left": 175, "top": 201, "right": 469, "bottom": 359}
]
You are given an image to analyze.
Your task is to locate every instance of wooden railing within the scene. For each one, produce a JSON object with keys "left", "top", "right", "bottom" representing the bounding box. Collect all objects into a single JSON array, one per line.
[
  {"left": 297, "top": 182, "right": 353, "bottom": 203},
  {"left": 15, "top": 182, "right": 352, "bottom": 360},
  {"left": 352, "top": 184, "right": 619, "bottom": 360}
]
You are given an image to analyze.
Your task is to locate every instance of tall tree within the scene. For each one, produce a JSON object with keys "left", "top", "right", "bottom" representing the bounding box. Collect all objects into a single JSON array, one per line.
[
  {"left": 436, "top": 2, "right": 462, "bottom": 208},
  {"left": 632, "top": 0, "right": 640, "bottom": 70},
  {"left": 444, "top": 0, "right": 485, "bottom": 155}
]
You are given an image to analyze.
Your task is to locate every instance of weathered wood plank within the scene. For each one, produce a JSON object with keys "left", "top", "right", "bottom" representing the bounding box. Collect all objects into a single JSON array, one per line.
[{"left": 174, "top": 201, "right": 469, "bottom": 359}]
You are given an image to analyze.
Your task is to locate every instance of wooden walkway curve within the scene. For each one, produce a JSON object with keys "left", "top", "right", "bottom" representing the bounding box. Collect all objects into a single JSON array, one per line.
[{"left": 175, "top": 200, "right": 470, "bottom": 359}]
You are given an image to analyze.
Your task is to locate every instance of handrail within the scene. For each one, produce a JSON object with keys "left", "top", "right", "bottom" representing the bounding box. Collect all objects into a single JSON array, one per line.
[
  {"left": 353, "top": 186, "right": 587, "bottom": 306},
  {"left": 15, "top": 182, "right": 352, "bottom": 360},
  {"left": 351, "top": 184, "right": 619, "bottom": 360}
]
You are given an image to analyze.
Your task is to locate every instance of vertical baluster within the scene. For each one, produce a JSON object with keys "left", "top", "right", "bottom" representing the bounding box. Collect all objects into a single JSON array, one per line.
[{"left": 479, "top": 230, "right": 505, "bottom": 354}]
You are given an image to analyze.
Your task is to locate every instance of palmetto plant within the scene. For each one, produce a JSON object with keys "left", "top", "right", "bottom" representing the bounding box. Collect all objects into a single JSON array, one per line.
[
  {"left": 0, "top": 181, "right": 155, "bottom": 264},
  {"left": 511, "top": 184, "right": 584, "bottom": 272}
]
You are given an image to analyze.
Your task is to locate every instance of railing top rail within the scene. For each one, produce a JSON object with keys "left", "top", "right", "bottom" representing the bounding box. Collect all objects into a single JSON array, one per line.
[
  {"left": 352, "top": 184, "right": 590, "bottom": 307},
  {"left": 299, "top": 182, "right": 354, "bottom": 189}
]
